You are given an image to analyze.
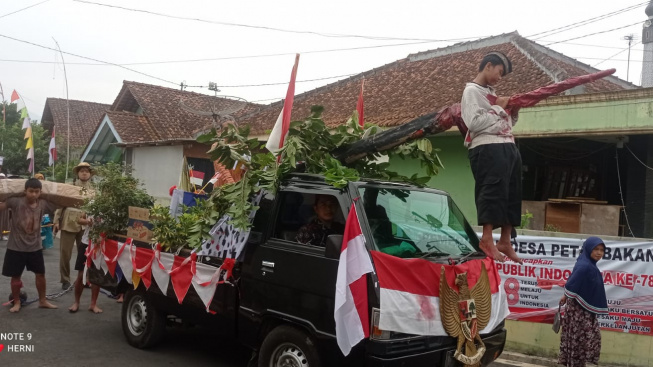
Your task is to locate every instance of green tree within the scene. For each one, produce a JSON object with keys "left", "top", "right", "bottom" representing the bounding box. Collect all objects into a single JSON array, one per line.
[{"left": 0, "top": 102, "right": 50, "bottom": 176}]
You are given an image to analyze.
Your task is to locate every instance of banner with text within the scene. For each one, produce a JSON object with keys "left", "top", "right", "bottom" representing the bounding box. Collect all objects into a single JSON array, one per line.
[{"left": 493, "top": 234, "right": 653, "bottom": 335}]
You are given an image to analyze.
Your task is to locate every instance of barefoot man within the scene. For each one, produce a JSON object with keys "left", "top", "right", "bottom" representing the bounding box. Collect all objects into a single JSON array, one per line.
[
  {"left": 461, "top": 51, "right": 523, "bottom": 264},
  {"left": 0, "top": 178, "right": 59, "bottom": 312}
]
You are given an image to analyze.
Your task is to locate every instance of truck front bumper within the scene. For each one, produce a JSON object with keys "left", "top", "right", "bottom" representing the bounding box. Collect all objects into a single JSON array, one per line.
[{"left": 365, "top": 328, "right": 506, "bottom": 367}]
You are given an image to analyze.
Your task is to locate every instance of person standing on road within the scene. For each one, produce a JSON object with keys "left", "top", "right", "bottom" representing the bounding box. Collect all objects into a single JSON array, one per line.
[
  {"left": 0, "top": 178, "right": 59, "bottom": 312},
  {"left": 558, "top": 236, "right": 608, "bottom": 367},
  {"left": 54, "top": 162, "right": 95, "bottom": 290},
  {"left": 68, "top": 212, "right": 102, "bottom": 314},
  {"left": 461, "top": 51, "right": 522, "bottom": 265}
]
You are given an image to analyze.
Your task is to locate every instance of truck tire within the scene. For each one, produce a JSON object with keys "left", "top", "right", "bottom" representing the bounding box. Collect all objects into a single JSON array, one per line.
[
  {"left": 258, "top": 325, "right": 322, "bottom": 367},
  {"left": 121, "top": 290, "right": 166, "bottom": 349}
]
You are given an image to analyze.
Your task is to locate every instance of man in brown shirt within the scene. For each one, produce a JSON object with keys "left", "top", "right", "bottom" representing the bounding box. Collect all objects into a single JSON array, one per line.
[
  {"left": 54, "top": 162, "right": 95, "bottom": 290},
  {"left": 0, "top": 178, "right": 59, "bottom": 312}
]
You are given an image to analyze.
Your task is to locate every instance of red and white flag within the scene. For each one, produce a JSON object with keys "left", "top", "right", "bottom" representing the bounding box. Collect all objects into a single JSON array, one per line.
[
  {"left": 356, "top": 79, "right": 364, "bottom": 127},
  {"left": 48, "top": 127, "right": 57, "bottom": 166},
  {"left": 190, "top": 170, "right": 205, "bottom": 186},
  {"left": 10, "top": 89, "right": 19, "bottom": 103},
  {"left": 334, "top": 203, "right": 374, "bottom": 356},
  {"left": 208, "top": 171, "right": 220, "bottom": 185},
  {"left": 370, "top": 251, "right": 509, "bottom": 336},
  {"left": 265, "top": 54, "right": 300, "bottom": 154}
]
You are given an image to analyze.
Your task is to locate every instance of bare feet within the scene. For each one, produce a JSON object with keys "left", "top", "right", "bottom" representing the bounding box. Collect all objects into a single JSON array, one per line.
[
  {"left": 69, "top": 303, "right": 79, "bottom": 313},
  {"left": 497, "top": 241, "right": 523, "bottom": 264},
  {"left": 480, "top": 238, "right": 505, "bottom": 262},
  {"left": 116, "top": 294, "right": 124, "bottom": 303},
  {"left": 38, "top": 300, "right": 58, "bottom": 309},
  {"left": 89, "top": 305, "right": 103, "bottom": 314},
  {"left": 9, "top": 303, "right": 21, "bottom": 313}
]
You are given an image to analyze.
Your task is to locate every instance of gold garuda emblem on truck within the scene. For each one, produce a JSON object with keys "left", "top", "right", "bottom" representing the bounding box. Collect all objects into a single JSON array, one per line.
[{"left": 439, "top": 262, "right": 492, "bottom": 367}]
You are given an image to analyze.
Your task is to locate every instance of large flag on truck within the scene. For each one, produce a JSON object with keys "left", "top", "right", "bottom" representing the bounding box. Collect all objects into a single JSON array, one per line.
[
  {"left": 334, "top": 203, "right": 374, "bottom": 356},
  {"left": 370, "top": 251, "right": 510, "bottom": 336}
]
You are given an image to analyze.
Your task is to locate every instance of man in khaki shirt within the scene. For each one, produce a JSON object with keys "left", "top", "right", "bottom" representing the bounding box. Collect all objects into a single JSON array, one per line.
[{"left": 54, "top": 162, "right": 95, "bottom": 290}]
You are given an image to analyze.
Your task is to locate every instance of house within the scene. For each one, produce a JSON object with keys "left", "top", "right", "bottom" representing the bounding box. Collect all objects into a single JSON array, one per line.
[
  {"left": 82, "top": 81, "right": 261, "bottom": 202},
  {"left": 40, "top": 98, "right": 111, "bottom": 160},
  {"left": 242, "top": 32, "right": 645, "bottom": 237}
]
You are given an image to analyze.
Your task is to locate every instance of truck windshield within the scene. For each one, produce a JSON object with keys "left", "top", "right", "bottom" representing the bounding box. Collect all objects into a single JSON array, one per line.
[{"left": 359, "top": 187, "right": 480, "bottom": 259}]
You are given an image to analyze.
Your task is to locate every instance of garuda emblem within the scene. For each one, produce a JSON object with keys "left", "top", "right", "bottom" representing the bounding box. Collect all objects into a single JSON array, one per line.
[{"left": 439, "top": 262, "right": 492, "bottom": 367}]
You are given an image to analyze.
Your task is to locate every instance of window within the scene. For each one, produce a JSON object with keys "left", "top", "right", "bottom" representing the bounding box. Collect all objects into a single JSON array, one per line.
[
  {"left": 272, "top": 191, "right": 346, "bottom": 247},
  {"left": 359, "top": 187, "right": 479, "bottom": 259}
]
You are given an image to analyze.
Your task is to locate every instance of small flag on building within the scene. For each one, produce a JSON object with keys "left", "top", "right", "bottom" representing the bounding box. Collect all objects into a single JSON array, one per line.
[{"left": 208, "top": 172, "right": 220, "bottom": 185}]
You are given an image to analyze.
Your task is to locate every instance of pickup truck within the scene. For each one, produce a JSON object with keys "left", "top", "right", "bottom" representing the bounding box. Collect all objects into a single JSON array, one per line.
[{"left": 89, "top": 173, "right": 507, "bottom": 366}]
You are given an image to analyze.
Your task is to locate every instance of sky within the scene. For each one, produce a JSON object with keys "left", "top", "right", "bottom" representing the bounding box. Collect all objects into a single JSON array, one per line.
[{"left": 0, "top": 0, "right": 648, "bottom": 121}]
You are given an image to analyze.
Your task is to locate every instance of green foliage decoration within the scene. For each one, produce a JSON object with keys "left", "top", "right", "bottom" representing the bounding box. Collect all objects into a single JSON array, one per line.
[{"left": 82, "top": 163, "right": 153, "bottom": 241}]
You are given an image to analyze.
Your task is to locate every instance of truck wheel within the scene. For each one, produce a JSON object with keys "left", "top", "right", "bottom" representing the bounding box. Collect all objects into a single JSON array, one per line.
[
  {"left": 258, "top": 325, "right": 322, "bottom": 367},
  {"left": 121, "top": 290, "right": 166, "bottom": 349}
]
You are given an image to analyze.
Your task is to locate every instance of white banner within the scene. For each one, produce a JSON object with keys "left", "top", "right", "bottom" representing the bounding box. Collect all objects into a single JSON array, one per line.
[{"left": 490, "top": 234, "right": 653, "bottom": 335}]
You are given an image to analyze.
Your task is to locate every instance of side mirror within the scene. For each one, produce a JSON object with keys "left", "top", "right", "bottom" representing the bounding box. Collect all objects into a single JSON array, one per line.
[{"left": 325, "top": 234, "right": 344, "bottom": 259}]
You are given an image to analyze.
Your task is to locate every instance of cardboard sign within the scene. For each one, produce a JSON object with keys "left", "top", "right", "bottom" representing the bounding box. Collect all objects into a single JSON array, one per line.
[{"left": 127, "top": 206, "right": 153, "bottom": 242}]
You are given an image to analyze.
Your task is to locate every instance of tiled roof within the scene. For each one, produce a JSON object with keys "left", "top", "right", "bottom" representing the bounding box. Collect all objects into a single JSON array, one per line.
[
  {"left": 105, "top": 111, "right": 160, "bottom": 144},
  {"left": 241, "top": 32, "right": 635, "bottom": 134},
  {"left": 110, "top": 81, "right": 262, "bottom": 142},
  {"left": 41, "top": 98, "right": 111, "bottom": 148}
]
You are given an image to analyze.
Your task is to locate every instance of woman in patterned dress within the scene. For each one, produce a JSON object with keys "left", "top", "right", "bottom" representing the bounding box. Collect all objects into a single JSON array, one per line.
[{"left": 558, "top": 237, "right": 608, "bottom": 367}]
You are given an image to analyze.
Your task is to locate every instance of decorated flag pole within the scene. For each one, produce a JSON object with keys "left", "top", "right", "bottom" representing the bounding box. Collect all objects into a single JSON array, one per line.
[
  {"left": 49, "top": 126, "right": 58, "bottom": 180},
  {"left": 13, "top": 90, "right": 35, "bottom": 175},
  {"left": 53, "top": 38, "right": 71, "bottom": 182},
  {"left": 356, "top": 79, "right": 364, "bottom": 127},
  {"left": 265, "top": 54, "right": 300, "bottom": 159}
]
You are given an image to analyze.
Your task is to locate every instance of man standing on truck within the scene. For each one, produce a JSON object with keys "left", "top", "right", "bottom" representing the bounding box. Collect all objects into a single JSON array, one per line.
[{"left": 461, "top": 51, "right": 523, "bottom": 264}]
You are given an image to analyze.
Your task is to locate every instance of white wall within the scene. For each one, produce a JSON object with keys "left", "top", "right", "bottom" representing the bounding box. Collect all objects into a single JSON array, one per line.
[{"left": 132, "top": 145, "right": 184, "bottom": 204}]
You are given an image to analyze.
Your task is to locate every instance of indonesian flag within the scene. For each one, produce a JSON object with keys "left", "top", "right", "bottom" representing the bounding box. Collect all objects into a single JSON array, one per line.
[
  {"left": 190, "top": 170, "right": 205, "bottom": 186},
  {"left": 49, "top": 127, "right": 57, "bottom": 166},
  {"left": 356, "top": 79, "right": 364, "bottom": 127},
  {"left": 334, "top": 203, "right": 374, "bottom": 356},
  {"left": 208, "top": 171, "right": 220, "bottom": 185},
  {"left": 265, "top": 54, "right": 300, "bottom": 154},
  {"left": 370, "top": 251, "right": 510, "bottom": 336}
]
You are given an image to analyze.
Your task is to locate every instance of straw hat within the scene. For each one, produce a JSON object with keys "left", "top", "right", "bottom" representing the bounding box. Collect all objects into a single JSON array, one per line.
[{"left": 73, "top": 162, "right": 95, "bottom": 176}]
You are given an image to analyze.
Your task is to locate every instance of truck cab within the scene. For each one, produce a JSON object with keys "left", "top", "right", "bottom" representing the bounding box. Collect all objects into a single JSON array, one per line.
[{"left": 107, "top": 173, "right": 507, "bottom": 366}]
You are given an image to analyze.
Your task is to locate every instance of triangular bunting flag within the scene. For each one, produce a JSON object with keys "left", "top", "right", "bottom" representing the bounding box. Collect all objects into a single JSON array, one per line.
[
  {"left": 22, "top": 117, "right": 30, "bottom": 130},
  {"left": 151, "top": 250, "right": 174, "bottom": 294},
  {"left": 132, "top": 271, "right": 141, "bottom": 289},
  {"left": 169, "top": 253, "right": 196, "bottom": 304},
  {"left": 10, "top": 90, "right": 19, "bottom": 102},
  {"left": 131, "top": 245, "right": 155, "bottom": 289},
  {"left": 20, "top": 108, "right": 28, "bottom": 119},
  {"left": 117, "top": 244, "right": 134, "bottom": 285},
  {"left": 192, "top": 262, "right": 222, "bottom": 311}
]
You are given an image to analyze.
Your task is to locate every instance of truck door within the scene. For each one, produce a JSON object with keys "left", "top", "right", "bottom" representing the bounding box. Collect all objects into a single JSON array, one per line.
[{"left": 239, "top": 187, "right": 351, "bottom": 341}]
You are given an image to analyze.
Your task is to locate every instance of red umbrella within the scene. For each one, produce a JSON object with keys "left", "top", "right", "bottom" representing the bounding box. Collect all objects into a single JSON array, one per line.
[{"left": 452, "top": 68, "right": 617, "bottom": 137}]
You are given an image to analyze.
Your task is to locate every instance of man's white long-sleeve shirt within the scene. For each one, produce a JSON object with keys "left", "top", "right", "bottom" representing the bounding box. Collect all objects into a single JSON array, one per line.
[{"left": 461, "top": 82, "right": 518, "bottom": 149}]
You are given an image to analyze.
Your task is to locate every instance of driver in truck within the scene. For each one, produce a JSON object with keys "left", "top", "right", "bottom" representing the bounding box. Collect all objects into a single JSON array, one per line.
[{"left": 296, "top": 194, "right": 344, "bottom": 247}]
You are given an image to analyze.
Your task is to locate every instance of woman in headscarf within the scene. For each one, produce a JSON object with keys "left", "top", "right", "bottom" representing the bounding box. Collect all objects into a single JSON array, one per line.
[{"left": 558, "top": 236, "right": 608, "bottom": 367}]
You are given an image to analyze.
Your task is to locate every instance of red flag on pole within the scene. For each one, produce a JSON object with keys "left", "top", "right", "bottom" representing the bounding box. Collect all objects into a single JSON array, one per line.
[
  {"left": 356, "top": 79, "right": 365, "bottom": 127},
  {"left": 265, "top": 54, "right": 300, "bottom": 154}
]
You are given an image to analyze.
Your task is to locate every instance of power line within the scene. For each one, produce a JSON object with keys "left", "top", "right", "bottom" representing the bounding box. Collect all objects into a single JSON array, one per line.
[
  {"left": 545, "top": 21, "right": 643, "bottom": 46},
  {"left": 592, "top": 40, "right": 641, "bottom": 67},
  {"left": 0, "top": 32, "right": 180, "bottom": 86},
  {"left": 0, "top": 0, "right": 50, "bottom": 20},
  {"left": 187, "top": 73, "right": 358, "bottom": 89},
  {"left": 73, "top": 0, "right": 480, "bottom": 43},
  {"left": 528, "top": 1, "right": 648, "bottom": 40}
]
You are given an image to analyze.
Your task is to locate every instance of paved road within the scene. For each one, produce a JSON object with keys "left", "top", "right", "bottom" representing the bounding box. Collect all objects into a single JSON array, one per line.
[{"left": 0, "top": 237, "right": 250, "bottom": 367}]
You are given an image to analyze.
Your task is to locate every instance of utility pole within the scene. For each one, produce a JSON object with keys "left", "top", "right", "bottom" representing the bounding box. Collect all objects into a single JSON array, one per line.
[
  {"left": 53, "top": 38, "right": 70, "bottom": 182},
  {"left": 624, "top": 34, "right": 635, "bottom": 83}
]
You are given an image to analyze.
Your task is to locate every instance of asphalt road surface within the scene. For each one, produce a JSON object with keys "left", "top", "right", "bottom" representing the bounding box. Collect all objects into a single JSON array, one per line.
[{"left": 0, "top": 237, "right": 250, "bottom": 367}]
